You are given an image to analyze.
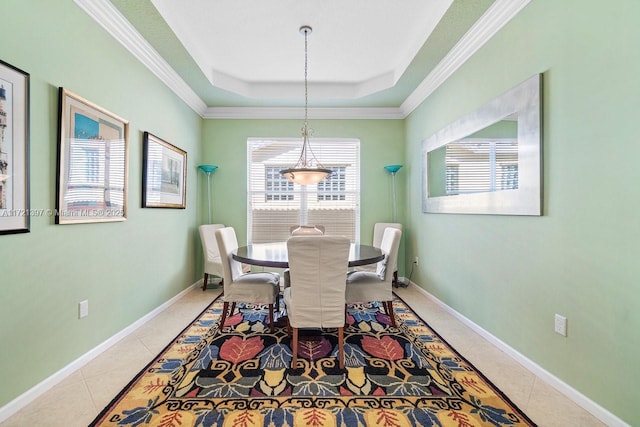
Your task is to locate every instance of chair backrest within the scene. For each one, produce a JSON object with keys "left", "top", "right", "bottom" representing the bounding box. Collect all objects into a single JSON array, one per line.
[
  {"left": 287, "top": 235, "right": 350, "bottom": 328},
  {"left": 289, "top": 224, "right": 325, "bottom": 235},
  {"left": 376, "top": 227, "right": 402, "bottom": 282},
  {"left": 199, "top": 224, "right": 225, "bottom": 261},
  {"left": 372, "top": 222, "right": 402, "bottom": 248},
  {"left": 215, "top": 227, "right": 245, "bottom": 284}
]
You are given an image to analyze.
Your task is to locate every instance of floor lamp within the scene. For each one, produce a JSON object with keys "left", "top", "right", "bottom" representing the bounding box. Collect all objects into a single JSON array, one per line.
[
  {"left": 198, "top": 165, "right": 218, "bottom": 223},
  {"left": 384, "top": 164, "right": 403, "bottom": 223}
]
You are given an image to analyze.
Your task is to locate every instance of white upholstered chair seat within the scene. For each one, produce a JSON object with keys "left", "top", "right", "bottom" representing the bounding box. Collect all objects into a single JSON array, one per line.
[{"left": 216, "top": 227, "right": 280, "bottom": 332}]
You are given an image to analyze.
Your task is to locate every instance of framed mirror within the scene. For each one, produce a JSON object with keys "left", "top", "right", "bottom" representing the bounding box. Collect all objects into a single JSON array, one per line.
[{"left": 422, "top": 74, "right": 542, "bottom": 215}]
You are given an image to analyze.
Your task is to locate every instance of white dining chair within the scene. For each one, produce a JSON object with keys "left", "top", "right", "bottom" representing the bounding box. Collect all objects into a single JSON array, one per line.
[
  {"left": 215, "top": 227, "right": 281, "bottom": 332},
  {"left": 373, "top": 223, "right": 402, "bottom": 286},
  {"left": 284, "top": 224, "right": 326, "bottom": 289},
  {"left": 289, "top": 224, "right": 325, "bottom": 235},
  {"left": 346, "top": 227, "right": 402, "bottom": 327},
  {"left": 284, "top": 235, "right": 351, "bottom": 369},
  {"left": 355, "top": 222, "right": 403, "bottom": 286},
  {"left": 198, "top": 224, "right": 225, "bottom": 291}
]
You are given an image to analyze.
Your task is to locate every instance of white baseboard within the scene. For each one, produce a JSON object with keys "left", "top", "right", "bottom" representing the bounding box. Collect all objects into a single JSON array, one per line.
[
  {"left": 405, "top": 280, "right": 629, "bottom": 427},
  {"left": 0, "top": 281, "right": 201, "bottom": 423}
]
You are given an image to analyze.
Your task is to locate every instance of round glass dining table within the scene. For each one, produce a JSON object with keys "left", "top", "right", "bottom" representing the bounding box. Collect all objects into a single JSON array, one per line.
[{"left": 233, "top": 242, "right": 383, "bottom": 269}]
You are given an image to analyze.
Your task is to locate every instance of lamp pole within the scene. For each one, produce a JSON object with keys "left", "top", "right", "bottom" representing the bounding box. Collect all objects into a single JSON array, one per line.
[
  {"left": 198, "top": 165, "right": 218, "bottom": 223},
  {"left": 384, "top": 165, "right": 403, "bottom": 223}
]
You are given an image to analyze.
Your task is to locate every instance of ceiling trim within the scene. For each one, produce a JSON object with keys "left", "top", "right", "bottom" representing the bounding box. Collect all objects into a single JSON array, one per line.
[
  {"left": 74, "top": 0, "right": 208, "bottom": 116},
  {"left": 75, "top": 0, "right": 531, "bottom": 120},
  {"left": 400, "top": 0, "right": 532, "bottom": 116},
  {"left": 203, "top": 107, "right": 404, "bottom": 120}
]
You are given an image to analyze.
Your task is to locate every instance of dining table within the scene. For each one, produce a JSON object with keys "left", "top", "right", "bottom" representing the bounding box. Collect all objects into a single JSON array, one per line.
[{"left": 233, "top": 241, "right": 384, "bottom": 269}]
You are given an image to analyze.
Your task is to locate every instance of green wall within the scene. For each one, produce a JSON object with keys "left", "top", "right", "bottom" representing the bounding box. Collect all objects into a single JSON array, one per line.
[
  {"left": 405, "top": 0, "right": 639, "bottom": 424},
  {"left": 1, "top": 0, "right": 637, "bottom": 424},
  {"left": 0, "top": 1, "right": 203, "bottom": 406},
  {"left": 201, "top": 119, "right": 406, "bottom": 254}
]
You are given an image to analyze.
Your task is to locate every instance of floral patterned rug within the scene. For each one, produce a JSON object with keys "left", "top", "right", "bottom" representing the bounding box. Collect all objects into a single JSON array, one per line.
[{"left": 90, "top": 293, "right": 535, "bottom": 426}]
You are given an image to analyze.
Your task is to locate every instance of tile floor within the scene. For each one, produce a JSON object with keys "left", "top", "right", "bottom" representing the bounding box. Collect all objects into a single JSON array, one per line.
[{"left": 1, "top": 284, "right": 606, "bottom": 427}]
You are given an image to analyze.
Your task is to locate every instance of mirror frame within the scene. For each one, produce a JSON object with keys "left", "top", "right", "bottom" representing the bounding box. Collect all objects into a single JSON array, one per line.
[{"left": 422, "top": 74, "right": 542, "bottom": 215}]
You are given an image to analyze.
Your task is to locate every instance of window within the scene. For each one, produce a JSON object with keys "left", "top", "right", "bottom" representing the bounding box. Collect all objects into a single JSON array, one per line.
[
  {"left": 317, "top": 166, "right": 346, "bottom": 201},
  {"left": 500, "top": 164, "right": 518, "bottom": 190},
  {"left": 265, "top": 166, "right": 294, "bottom": 201},
  {"left": 248, "top": 138, "right": 360, "bottom": 244}
]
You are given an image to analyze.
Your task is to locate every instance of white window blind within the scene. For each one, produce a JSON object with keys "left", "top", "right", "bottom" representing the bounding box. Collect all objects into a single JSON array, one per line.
[
  {"left": 445, "top": 139, "right": 518, "bottom": 195},
  {"left": 247, "top": 138, "right": 360, "bottom": 244}
]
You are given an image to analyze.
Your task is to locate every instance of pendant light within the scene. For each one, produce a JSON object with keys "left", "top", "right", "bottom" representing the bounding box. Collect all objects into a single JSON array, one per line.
[{"left": 280, "top": 26, "right": 332, "bottom": 185}]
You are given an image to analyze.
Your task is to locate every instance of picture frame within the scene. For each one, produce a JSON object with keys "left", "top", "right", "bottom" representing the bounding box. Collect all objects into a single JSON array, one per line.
[
  {"left": 56, "top": 88, "right": 128, "bottom": 224},
  {"left": 0, "top": 60, "right": 30, "bottom": 235},
  {"left": 142, "top": 132, "right": 187, "bottom": 209}
]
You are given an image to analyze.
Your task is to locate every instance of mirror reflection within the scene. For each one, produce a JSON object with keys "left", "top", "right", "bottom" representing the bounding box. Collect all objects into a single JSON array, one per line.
[
  {"left": 422, "top": 74, "right": 541, "bottom": 216},
  {"left": 427, "top": 117, "right": 518, "bottom": 197}
]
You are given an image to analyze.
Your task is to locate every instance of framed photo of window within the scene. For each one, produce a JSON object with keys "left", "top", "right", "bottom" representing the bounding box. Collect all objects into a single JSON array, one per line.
[
  {"left": 56, "top": 88, "right": 128, "bottom": 224},
  {"left": 0, "top": 60, "right": 30, "bottom": 235},
  {"left": 142, "top": 132, "right": 187, "bottom": 209}
]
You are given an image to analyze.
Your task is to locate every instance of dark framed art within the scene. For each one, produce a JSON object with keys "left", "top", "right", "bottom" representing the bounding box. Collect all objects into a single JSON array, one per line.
[
  {"left": 142, "top": 132, "right": 187, "bottom": 209},
  {"left": 56, "top": 88, "right": 128, "bottom": 224},
  {"left": 0, "top": 60, "right": 30, "bottom": 235}
]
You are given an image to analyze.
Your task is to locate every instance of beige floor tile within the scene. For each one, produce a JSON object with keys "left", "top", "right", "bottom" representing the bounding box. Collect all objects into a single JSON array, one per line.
[
  {"left": 80, "top": 336, "right": 154, "bottom": 381},
  {"left": 1, "top": 378, "right": 96, "bottom": 427},
  {"left": 463, "top": 343, "right": 536, "bottom": 410},
  {"left": 525, "top": 378, "right": 606, "bottom": 427}
]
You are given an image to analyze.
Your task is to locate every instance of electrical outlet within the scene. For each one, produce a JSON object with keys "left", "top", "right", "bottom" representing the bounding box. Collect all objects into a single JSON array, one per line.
[
  {"left": 414, "top": 256, "right": 419, "bottom": 265},
  {"left": 79, "top": 300, "right": 89, "bottom": 319},
  {"left": 554, "top": 314, "right": 567, "bottom": 336}
]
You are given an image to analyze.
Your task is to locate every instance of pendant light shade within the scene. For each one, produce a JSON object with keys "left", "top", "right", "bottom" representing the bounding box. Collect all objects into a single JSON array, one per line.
[{"left": 280, "top": 26, "right": 331, "bottom": 185}]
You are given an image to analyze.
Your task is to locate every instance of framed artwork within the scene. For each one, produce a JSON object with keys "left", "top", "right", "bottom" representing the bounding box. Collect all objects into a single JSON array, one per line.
[
  {"left": 56, "top": 88, "right": 128, "bottom": 224},
  {"left": 142, "top": 132, "right": 187, "bottom": 209},
  {"left": 0, "top": 60, "right": 30, "bottom": 235}
]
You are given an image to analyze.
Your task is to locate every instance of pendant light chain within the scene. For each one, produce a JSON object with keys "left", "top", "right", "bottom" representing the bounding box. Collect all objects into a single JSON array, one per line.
[
  {"left": 301, "top": 26, "right": 311, "bottom": 166},
  {"left": 304, "top": 26, "right": 308, "bottom": 130},
  {"left": 279, "top": 25, "right": 332, "bottom": 185}
]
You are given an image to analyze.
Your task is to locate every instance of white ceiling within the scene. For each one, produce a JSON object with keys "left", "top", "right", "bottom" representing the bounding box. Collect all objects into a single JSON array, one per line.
[
  {"left": 74, "top": 0, "right": 532, "bottom": 118},
  {"left": 151, "top": 0, "right": 452, "bottom": 100}
]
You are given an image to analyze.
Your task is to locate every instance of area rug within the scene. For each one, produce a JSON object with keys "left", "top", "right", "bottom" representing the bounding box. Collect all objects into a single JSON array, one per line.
[{"left": 90, "top": 294, "right": 535, "bottom": 426}]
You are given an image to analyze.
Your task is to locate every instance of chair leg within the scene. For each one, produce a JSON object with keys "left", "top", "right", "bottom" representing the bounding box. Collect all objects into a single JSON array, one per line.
[
  {"left": 393, "top": 270, "right": 398, "bottom": 287},
  {"left": 338, "top": 326, "right": 344, "bottom": 369},
  {"left": 268, "top": 304, "right": 275, "bottom": 333},
  {"left": 202, "top": 273, "right": 209, "bottom": 291},
  {"left": 344, "top": 304, "right": 351, "bottom": 328},
  {"left": 292, "top": 328, "right": 298, "bottom": 368},
  {"left": 385, "top": 301, "right": 396, "bottom": 327},
  {"left": 220, "top": 301, "right": 229, "bottom": 328},
  {"left": 230, "top": 302, "right": 236, "bottom": 318}
]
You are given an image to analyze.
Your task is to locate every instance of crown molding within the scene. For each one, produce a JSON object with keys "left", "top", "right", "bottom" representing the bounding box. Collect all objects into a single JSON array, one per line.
[
  {"left": 76, "top": 0, "right": 531, "bottom": 120},
  {"left": 74, "top": 0, "right": 208, "bottom": 116},
  {"left": 203, "top": 107, "right": 404, "bottom": 120},
  {"left": 400, "top": 0, "right": 532, "bottom": 117}
]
